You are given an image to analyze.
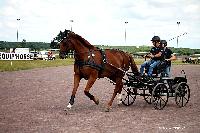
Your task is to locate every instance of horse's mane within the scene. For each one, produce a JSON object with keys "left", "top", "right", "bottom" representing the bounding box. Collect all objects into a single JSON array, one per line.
[{"left": 74, "top": 34, "right": 94, "bottom": 49}]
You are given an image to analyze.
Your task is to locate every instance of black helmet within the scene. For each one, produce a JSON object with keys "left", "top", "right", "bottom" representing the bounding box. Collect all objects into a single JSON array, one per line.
[
  {"left": 151, "top": 36, "right": 160, "bottom": 42},
  {"left": 160, "top": 40, "right": 167, "bottom": 46}
]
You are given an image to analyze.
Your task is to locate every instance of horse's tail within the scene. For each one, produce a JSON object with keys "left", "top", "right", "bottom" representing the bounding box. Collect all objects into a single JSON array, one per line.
[{"left": 128, "top": 54, "right": 140, "bottom": 76}]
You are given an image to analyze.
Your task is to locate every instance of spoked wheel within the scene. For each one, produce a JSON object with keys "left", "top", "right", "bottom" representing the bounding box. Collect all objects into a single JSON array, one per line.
[
  {"left": 175, "top": 82, "right": 190, "bottom": 107},
  {"left": 152, "top": 83, "right": 169, "bottom": 110},
  {"left": 122, "top": 86, "right": 137, "bottom": 106},
  {"left": 143, "top": 86, "right": 153, "bottom": 104}
]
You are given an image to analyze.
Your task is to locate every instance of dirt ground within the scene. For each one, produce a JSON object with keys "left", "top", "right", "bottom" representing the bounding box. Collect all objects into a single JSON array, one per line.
[{"left": 0, "top": 65, "right": 200, "bottom": 133}]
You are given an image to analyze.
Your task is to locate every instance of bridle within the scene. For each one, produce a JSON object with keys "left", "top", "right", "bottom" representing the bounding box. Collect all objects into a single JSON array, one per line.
[{"left": 61, "top": 35, "right": 99, "bottom": 56}]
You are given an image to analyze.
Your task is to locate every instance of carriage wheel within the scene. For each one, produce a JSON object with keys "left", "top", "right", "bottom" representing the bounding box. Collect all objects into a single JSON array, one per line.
[
  {"left": 143, "top": 86, "right": 153, "bottom": 104},
  {"left": 122, "top": 86, "right": 137, "bottom": 106},
  {"left": 175, "top": 82, "right": 190, "bottom": 107},
  {"left": 152, "top": 83, "right": 168, "bottom": 110}
]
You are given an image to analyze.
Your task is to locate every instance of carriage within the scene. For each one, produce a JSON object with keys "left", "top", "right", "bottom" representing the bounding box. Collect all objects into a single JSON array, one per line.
[
  {"left": 57, "top": 30, "right": 190, "bottom": 111},
  {"left": 121, "top": 61, "right": 190, "bottom": 110}
]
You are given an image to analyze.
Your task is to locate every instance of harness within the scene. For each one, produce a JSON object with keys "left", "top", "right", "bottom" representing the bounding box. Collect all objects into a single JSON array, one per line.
[{"left": 74, "top": 49, "right": 107, "bottom": 71}]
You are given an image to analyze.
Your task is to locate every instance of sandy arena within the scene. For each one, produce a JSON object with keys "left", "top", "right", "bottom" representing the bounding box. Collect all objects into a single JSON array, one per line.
[{"left": 0, "top": 65, "right": 200, "bottom": 133}]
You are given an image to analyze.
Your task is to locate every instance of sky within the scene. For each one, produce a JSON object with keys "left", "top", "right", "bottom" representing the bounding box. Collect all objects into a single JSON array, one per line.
[{"left": 0, "top": 0, "right": 200, "bottom": 49}]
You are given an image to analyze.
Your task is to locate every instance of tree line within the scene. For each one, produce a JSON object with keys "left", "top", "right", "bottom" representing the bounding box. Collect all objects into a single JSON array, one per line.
[
  {"left": 96, "top": 45, "right": 200, "bottom": 56},
  {"left": 0, "top": 40, "right": 200, "bottom": 55},
  {"left": 0, "top": 40, "right": 50, "bottom": 52}
]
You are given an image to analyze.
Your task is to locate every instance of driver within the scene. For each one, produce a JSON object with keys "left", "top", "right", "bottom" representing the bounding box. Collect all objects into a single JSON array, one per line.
[{"left": 140, "top": 36, "right": 163, "bottom": 76}]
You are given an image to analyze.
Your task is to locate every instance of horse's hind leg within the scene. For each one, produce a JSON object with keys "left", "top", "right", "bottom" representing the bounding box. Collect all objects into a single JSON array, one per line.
[
  {"left": 66, "top": 74, "right": 80, "bottom": 109},
  {"left": 84, "top": 73, "right": 99, "bottom": 105},
  {"left": 106, "top": 78, "right": 123, "bottom": 111},
  {"left": 117, "top": 91, "right": 123, "bottom": 105}
]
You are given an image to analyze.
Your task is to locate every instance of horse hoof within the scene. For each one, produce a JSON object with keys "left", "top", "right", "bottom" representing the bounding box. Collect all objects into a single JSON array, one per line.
[
  {"left": 64, "top": 108, "right": 68, "bottom": 111},
  {"left": 105, "top": 108, "right": 110, "bottom": 112},
  {"left": 95, "top": 98, "right": 99, "bottom": 105},
  {"left": 65, "top": 103, "right": 72, "bottom": 110},
  {"left": 117, "top": 100, "right": 122, "bottom": 105},
  {"left": 104, "top": 106, "right": 111, "bottom": 112}
]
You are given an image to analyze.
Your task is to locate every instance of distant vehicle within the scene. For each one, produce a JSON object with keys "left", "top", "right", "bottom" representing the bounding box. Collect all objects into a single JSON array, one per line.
[
  {"left": 182, "top": 56, "right": 199, "bottom": 64},
  {"left": 10, "top": 48, "right": 30, "bottom": 53},
  {"left": 30, "top": 51, "right": 38, "bottom": 59},
  {"left": 36, "top": 51, "right": 56, "bottom": 60}
]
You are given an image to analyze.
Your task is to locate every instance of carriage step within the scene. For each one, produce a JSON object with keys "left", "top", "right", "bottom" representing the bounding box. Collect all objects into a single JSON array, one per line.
[
  {"left": 143, "top": 82, "right": 154, "bottom": 86},
  {"left": 161, "top": 77, "right": 174, "bottom": 81}
]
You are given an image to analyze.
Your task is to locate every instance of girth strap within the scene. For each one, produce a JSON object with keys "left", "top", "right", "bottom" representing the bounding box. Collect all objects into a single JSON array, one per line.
[{"left": 75, "top": 60, "right": 103, "bottom": 71}]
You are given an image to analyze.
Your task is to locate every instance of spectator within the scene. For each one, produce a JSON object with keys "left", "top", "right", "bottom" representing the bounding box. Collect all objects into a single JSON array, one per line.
[{"left": 48, "top": 51, "right": 53, "bottom": 60}]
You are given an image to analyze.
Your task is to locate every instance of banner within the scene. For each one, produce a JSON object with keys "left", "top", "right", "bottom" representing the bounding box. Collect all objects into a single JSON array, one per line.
[{"left": 0, "top": 53, "right": 34, "bottom": 60}]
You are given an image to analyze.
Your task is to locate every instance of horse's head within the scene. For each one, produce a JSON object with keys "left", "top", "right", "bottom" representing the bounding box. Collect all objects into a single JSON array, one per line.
[
  {"left": 57, "top": 29, "right": 94, "bottom": 58},
  {"left": 58, "top": 30, "right": 75, "bottom": 59}
]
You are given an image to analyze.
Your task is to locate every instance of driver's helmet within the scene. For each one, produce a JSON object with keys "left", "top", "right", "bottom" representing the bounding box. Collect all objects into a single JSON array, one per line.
[
  {"left": 160, "top": 40, "right": 167, "bottom": 47},
  {"left": 151, "top": 36, "right": 160, "bottom": 42}
]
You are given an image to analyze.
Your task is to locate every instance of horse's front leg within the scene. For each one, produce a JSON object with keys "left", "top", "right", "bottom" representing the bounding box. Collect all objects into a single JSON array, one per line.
[
  {"left": 84, "top": 72, "right": 99, "bottom": 105},
  {"left": 66, "top": 74, "right": 80, "bottom": 110},
  {"left": 106, "top": 78, "right": 123, "bottom": 112}
]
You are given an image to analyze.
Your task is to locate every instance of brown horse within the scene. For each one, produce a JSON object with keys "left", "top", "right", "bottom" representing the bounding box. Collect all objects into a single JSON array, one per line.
[{"left": 59, "top": 30, "right": 139, "bottom": 111}]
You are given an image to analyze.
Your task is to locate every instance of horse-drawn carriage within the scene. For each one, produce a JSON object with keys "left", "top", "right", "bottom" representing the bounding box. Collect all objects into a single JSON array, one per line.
[
  {"left": 121, "top": 61, "right": 190, "bottom": 110},
  {"left": 56, "top": 29, "right": 190, "bottom": 111}
]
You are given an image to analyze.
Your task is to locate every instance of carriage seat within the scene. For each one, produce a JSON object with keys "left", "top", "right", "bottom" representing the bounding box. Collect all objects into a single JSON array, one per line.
[{"left": 145, "top": 60, "right": 168, "bottom": 78}]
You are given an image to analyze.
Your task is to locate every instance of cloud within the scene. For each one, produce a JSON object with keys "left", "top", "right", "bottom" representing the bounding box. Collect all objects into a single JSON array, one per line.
[{"left": 0, "top": 0, "right": 200, "bottom": 48}]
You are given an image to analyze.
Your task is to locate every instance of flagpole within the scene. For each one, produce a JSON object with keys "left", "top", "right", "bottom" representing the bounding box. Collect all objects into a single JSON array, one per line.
[
  {"left": 70, "top": 20, "right": 74, "bottom": 32},
  {"left": 176, "top": 21, "right": 180, "bottom": 48},
  {"left": 17, "top": 18, "right": 20, "bottom": 42},
  {"left": 124, "top": 21, "right": 128, "bottom": 44},
  {"left": 17, "top": 30, "right": 18, "bottom": 42}
]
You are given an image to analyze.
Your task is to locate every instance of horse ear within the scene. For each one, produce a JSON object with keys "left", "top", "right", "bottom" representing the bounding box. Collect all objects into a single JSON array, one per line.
[
  {"left": 61, "top": 31, "right": 65, "bottom": 39},
  {"left": 59, "top": 31, "right": 62, "bottom": 36},
  {"left": 64, "top": 29, "right": 68, "bottom": 37}
]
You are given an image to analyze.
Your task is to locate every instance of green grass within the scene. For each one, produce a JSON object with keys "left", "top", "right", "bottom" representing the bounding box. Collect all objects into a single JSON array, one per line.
[
  {"left": 134, "top": 58, "right": 186, "bottom": 65},
  {"left": 0, "top": 58, "right": 193, "bottom": 72},
  {"left": 0, "top": 59, "right": 74, "bottom": 72}
]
